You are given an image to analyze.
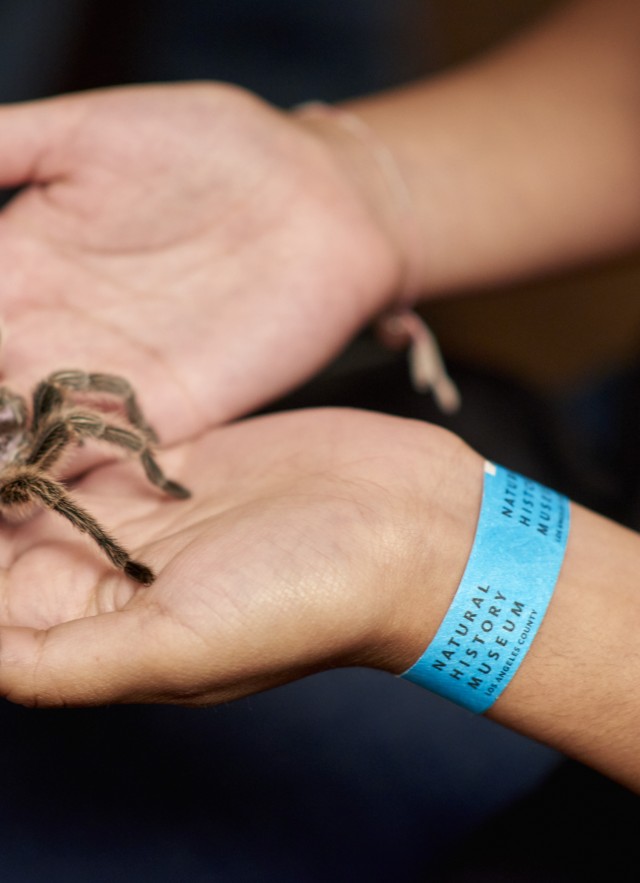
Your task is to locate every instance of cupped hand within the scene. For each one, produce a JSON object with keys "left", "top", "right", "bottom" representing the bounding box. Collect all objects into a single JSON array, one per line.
[
  {"left": 0, "top": 408, "right": 481, "bottom": 707},
  {"left": 0, "top": 83, "right": 402, "bottom": 441}
]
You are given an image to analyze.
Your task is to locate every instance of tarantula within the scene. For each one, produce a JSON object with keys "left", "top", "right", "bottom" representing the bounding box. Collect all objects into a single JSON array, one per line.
[{"left": 0, "top": 369, "right": 190, "bottom": 585}]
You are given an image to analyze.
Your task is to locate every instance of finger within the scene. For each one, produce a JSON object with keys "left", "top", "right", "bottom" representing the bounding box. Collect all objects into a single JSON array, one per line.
[
  {"left": 0, "top": 601, "right": 323, "bottom": 709},
  {"left": 0, "top": 96, "right": 72, "bottom": 187},
  {"left": 0, "top": 608, "right": 184, "bottom": 706}
]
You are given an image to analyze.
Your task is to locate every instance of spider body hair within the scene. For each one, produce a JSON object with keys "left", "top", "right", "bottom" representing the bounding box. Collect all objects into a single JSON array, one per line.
[{"left": 0, "top": 370, "right": 190, "bottom": 584}]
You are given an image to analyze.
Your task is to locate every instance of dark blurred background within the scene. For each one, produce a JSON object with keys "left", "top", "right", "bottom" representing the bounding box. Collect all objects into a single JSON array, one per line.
[{"left": 0, "top": 1, "right": 638, "bottom": 880}]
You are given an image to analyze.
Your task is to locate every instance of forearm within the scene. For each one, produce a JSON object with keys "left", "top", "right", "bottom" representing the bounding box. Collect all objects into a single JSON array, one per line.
[
  {"left": 0, "top": 406, "right": 638, "bottom": 791},
  {"left": 341, "top": 0, "right": 640, "bottom": 297},
  {"left": 491, "top": 502, "right": 640, "bottom": 791},
  {"left": 389, "top": 463, "right": 640, "bottom": 793}
]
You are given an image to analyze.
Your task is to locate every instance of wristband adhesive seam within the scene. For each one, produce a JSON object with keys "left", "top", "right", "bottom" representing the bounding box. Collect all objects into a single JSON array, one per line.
[{"left": 401, "top": 462, "right": 570, "bottom": 713}]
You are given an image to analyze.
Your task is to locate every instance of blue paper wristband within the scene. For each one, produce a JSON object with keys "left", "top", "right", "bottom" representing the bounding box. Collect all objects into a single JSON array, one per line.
[{"left": 401, "top": 462, "right": 570, "bottom": 713}]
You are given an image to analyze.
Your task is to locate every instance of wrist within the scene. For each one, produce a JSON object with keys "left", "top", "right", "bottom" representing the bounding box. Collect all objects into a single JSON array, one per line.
[
  {"left": 368, "top": 429, "right": 640, "bottom": 791},
  {"left": 293, "top": 104, "right": 420, "bottom": 310},
  {"left": 490, "top": 503, "right": 640, "bottom": 790},
  {"left": 358, "top": 422, "right": 484, "bottom": 675}
]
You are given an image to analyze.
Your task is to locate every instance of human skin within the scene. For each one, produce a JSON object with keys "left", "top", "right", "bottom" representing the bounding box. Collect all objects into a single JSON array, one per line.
[
  {"left": 2, "top": 0, "right": 640, "bottom": 793},
  {"left": 0, "top": 1, "right": 638, "bottom": 437},
  {"left": 0, "top": 407, "right": 639, "bottom": 793},
  {"left": 0, "top": 82, "right": 401, "bottom": 438},
  {"left": 337, "top": 0, "right": 640, "bottom": 295},
  {"left": 0, "top": 409, "right": 478, "bottom": 705}
]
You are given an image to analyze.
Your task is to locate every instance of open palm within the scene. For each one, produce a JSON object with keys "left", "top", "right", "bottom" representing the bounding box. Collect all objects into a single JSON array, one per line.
[
  {"left": 0, "top": 83, "right": 399, "bottom": 441},
  {"left": 0, "top": 407, "right": 480, "bottom": 708}
]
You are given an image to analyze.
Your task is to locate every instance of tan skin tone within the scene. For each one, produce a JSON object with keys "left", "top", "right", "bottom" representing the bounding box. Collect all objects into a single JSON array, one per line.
[
  {"left": 341, "top": 0, "right": 640, "bottom": 294},
  {"left": 1, "top": 408, "right": 640, "bottom": 793},
  {"left": 1, "top": 0, "right": 640, "bottom": 792},
  {"left": 0, "top": 83, "right": 401, "bottom": 437},
  {"left": 0, "top": 3, "right": 636, "bottom": 442},
  {"left": 0, "top": 2, "right": 637, "bottom": 432},
  {"left": 0, "top": 410, "right": 483, "bottom": 706}
]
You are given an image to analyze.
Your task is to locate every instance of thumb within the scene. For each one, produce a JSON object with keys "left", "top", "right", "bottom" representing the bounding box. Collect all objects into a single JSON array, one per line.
[
  {"left": 0, "top": 608, "right": 182, "bottom": 707},
  {"left": 0, "top": 96, "right": 70, "bottom": 188}
]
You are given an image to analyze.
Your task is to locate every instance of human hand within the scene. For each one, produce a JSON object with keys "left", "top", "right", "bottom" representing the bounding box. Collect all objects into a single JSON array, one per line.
[
  {"left": 0, "top": 83, "right": 403, "bottom": 441},
  {"left": 0, "top": 408, "right": 481, "bottom": 707}
]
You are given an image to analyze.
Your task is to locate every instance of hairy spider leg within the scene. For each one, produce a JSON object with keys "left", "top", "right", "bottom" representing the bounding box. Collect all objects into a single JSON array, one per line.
[
  {"left": 28, "top": 411, "right": 190, "bottom": 499},
  {"left": 70, "top": 412, "right": 190, "bottom": 499},
  {"left": 0, "top": 470, "right": 155, "bottom": 584},
  {"left": 0, "top": 389, "right": 29, "bottom": 461},
  {"left": 0, "top": 388, "right": 28, "bottom": 431},
  {"left": 30, "top": 381, "right": 64, "bottom": 433},
  {"left": 24, "top": 420, "right": 71, "bottom": 473},
  {"left": 37, "top": 370, "right": 159, "bottom": 442}
]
